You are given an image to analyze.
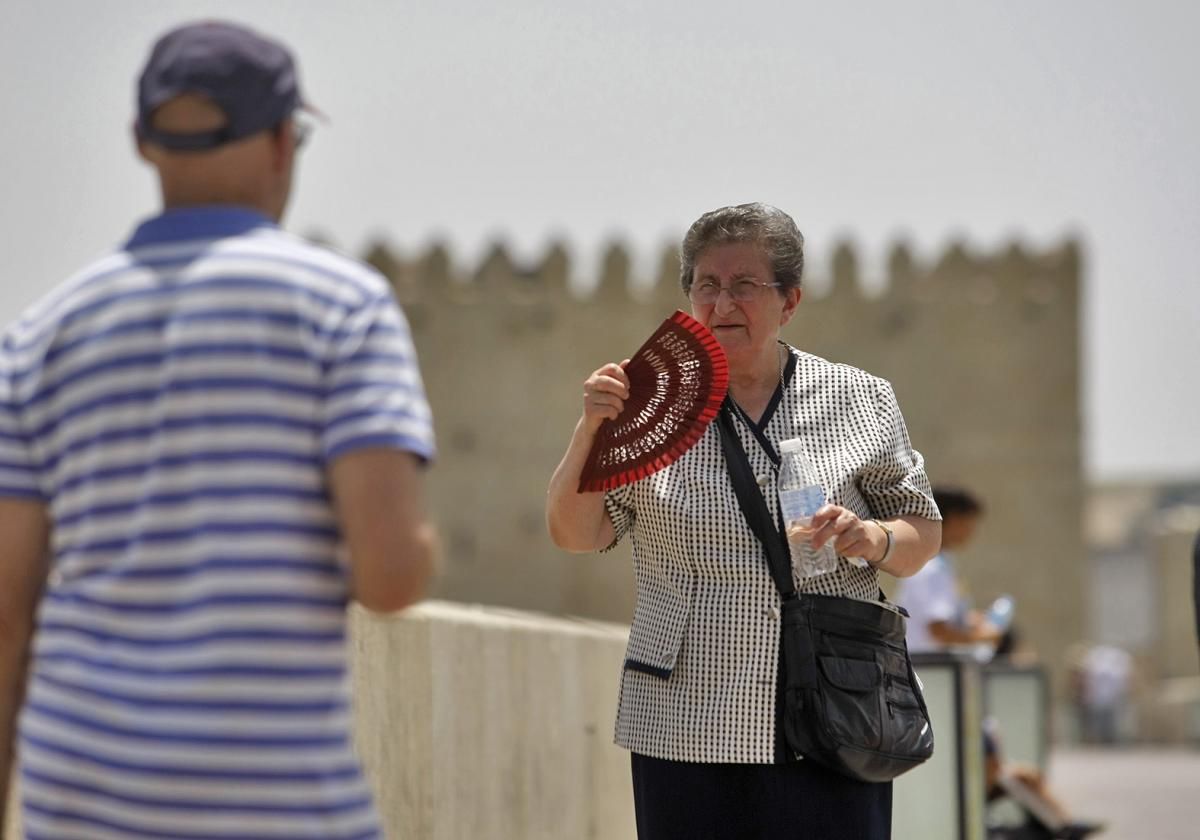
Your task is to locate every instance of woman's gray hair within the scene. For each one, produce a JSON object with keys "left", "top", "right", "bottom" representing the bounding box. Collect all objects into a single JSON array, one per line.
[{"left": 679, "top": 203, "right": 805, "bottom": 293}]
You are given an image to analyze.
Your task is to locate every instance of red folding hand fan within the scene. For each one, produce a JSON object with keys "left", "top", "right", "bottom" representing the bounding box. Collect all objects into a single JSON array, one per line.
[{"left": 578, "top": 310, "right": 729, "bottom": 493}]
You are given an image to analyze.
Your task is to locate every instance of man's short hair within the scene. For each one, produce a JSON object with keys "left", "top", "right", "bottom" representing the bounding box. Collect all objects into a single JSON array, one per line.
[{"left": 932, "top": 486, "right": 984, "bottom": 519}]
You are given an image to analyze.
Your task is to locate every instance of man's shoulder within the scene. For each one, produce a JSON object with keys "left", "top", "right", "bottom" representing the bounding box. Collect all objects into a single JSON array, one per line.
[
  {"left": 3, "top": 249, "right": 132, "bottom": 347},
  {"left": 231, "top": 229, "right": 393, "bottom": 304},
  {"left": 3, "top": 230, "right": 394, "bottom": 354}
]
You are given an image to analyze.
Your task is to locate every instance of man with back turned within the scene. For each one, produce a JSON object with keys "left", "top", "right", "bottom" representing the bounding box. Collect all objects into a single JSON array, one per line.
[{"left": 0, "top": 20, "right": 436, "bottom": 838}]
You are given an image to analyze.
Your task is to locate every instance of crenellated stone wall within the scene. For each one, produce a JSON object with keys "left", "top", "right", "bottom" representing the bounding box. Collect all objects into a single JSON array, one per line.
[{"left": 361, "top": 236, "right": 1085, "bottom": 692}]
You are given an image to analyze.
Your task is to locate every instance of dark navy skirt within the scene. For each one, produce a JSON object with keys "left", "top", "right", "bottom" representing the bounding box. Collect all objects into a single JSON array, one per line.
[{"left": 631, "top": 752, "right": 892, "bottom": 839}]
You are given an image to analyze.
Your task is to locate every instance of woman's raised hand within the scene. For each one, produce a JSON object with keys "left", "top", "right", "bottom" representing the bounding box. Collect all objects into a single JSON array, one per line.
[{"left": 581, "top": 360, "right": 631, "bottom": 434}]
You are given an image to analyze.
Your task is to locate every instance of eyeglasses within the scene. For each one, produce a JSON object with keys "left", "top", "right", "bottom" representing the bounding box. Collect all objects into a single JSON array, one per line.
[
  {"left": 687, "top": 278, "right": 782, "bottom": 305},
  {"left": 273, "top": 116, "right": 315, "bottom": 151},
  {"left": 292, "top": 116, "right": 314, "bottom": 151}
]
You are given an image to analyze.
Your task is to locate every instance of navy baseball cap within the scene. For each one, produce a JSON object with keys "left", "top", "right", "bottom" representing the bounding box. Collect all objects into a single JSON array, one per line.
[{"left": 137, "top": 20, "right": 311, "bottom": 151}]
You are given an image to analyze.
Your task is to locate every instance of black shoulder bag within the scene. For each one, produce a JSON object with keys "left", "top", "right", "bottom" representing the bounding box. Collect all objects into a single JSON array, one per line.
[{"left": 715, "top": 404, "right": 934, "bottom": 782}]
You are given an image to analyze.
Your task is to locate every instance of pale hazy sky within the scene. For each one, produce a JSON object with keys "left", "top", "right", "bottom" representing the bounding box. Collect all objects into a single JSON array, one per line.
[{"left": 2, "top": 1, "right": 1197, "bottom": 480}]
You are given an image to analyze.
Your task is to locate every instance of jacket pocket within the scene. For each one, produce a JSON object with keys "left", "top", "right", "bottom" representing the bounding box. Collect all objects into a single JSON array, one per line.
[{"left": 623, "top": 569, "right": 695, "bottom": 678}]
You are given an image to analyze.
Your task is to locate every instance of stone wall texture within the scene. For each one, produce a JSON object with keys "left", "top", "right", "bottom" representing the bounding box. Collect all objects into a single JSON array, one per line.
[{"left": 350, "top": 602, "right": 634, "bottom": 840}]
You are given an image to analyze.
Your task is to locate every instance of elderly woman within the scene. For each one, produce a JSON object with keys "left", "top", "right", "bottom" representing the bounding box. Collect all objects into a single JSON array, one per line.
[{"left": 546, "top": 203, "right": 941, "bottom": 839}]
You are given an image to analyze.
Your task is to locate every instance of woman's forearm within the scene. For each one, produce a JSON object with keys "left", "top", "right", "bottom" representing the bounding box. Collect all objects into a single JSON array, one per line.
[
  {"left": 546, "top": 417, "right": 614, "bottom": 553},
  {"left": 873, "top": 515, "right": 941, "bottom": 578}
]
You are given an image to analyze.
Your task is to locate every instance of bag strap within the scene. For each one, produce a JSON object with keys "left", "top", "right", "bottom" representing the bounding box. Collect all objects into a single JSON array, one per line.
[{"left": 715, "top": 402, "right": 797, "bottom": 601}]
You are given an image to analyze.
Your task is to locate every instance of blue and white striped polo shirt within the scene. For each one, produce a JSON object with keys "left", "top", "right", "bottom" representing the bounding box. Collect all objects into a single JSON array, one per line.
[{"left": 0, "top": 206, "right": 435, "bottom": 840}]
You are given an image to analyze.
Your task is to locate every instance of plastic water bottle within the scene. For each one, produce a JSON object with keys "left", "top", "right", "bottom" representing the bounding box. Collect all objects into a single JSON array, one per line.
[
  {"left": 985, "top": 594, "right": 1016, "bottom": 632},
  {"left": 777, "top": 439, "right": 838, "bottom": 578}
]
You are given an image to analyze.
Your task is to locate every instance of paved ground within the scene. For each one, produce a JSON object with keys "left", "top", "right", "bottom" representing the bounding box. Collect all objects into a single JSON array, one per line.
[{"left": 1047, "top": 747, "right": 1200, "bottom": 840}]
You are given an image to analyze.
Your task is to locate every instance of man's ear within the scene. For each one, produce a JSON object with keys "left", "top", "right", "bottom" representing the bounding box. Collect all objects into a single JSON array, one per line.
[{"left": 271, "top": 120, "right": 295, "bottom": 175}]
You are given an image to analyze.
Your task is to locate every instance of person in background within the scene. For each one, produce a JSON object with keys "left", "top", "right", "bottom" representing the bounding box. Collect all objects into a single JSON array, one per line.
[
  {"left": 984, "top": 721, "right": 1104, "bottom": 840},
  {"left": 0, "top": 20, "right": 436, "bottom": 838},
  {"left": 894, "top": 489, "right": 1101, "bottom": 838},
  {"left": 894, "top": 486, "right": 1004, "bottom": 654},
  {"left": 1078, "top": 644, "right": 1133, "bottom": 746}
]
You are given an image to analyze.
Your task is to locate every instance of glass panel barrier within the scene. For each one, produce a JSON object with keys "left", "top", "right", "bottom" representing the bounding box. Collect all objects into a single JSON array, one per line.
[{"left": 892, "top": 653, "right": 987, "bottom": 840}]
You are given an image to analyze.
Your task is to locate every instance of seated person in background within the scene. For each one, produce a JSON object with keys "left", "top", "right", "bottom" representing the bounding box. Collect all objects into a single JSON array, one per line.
[
  {"left": 984, "top": 719, "right": 1104, "bottom": 840},
  {"left": 895, "top": 486, "right": 1003, "bottom": 654}
]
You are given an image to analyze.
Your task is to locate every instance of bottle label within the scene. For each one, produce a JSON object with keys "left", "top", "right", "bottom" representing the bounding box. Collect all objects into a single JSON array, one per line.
[{"left": 779, "top": 485, "right": 825, "bottom": 524}]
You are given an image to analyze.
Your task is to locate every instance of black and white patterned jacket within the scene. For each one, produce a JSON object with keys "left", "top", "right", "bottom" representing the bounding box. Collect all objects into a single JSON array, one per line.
[{"left": 603, "top": 345, "right": 939, "bottom": 764}]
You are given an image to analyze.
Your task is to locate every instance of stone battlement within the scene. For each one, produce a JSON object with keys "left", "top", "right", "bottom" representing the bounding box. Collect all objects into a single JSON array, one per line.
[{"left": 361, "top": 238, "right": 1079, "bottom": 310}]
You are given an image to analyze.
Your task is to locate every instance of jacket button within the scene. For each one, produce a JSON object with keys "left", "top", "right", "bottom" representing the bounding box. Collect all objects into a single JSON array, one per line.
[
  {"left": 756, "top": 474, "right": 769, "bottom": 487},
  {"left": 767, "top": 606, "right": 781, "bottom": 620}
]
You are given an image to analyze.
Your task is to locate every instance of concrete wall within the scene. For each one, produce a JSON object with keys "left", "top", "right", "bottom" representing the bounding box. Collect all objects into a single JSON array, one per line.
[
  {"left": 1150, "top": 507, "right": 1200, "bottom": 680},
  {"left": 1133, "top": 506, "right": 1200, "bottom": 742},
  {"left": 3, "top": 781, "right": 15, "bottom": 840},
  {"left": 4, "top": 602, "right": 635, "bottom": 840},
  {"left": 350, "top": 602, "right": 635, "bottom": 840},
  {"left": 365, "top": 236, "right": 1086, "bottom": 698}
]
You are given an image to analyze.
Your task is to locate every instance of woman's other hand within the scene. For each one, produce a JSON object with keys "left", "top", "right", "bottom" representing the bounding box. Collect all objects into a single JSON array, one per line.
[
  {"left": 582, "top": 360, "right": 631, "bottom": 434},
  {"left": 808, "top": 505, "right": 887, "bottom": 565},
  {"left": 807, "top": 508, "right": 939, "bottom": 577}
]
